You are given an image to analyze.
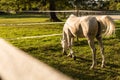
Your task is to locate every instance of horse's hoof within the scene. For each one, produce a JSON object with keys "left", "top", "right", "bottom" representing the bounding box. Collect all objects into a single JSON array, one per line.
[
  {"left": 62, "top": 51, "right": 67, "bottom": 55},
  {"left": 73, "top": 56, "right": 76, "bottom": 60},
  {"left": 101, "top": 65, "right": 105, "bottom": 68},
  {"left": 90, "top": 66, "right": 94, "bottom": 70},
  {"left": 67, "top": 54, "right": 72, "bottom": 57}
]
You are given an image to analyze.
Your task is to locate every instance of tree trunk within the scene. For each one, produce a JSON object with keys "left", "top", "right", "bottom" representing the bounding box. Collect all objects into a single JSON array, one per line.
[{"left": 49, "top": 0, "right": 61, "bottom": 22}]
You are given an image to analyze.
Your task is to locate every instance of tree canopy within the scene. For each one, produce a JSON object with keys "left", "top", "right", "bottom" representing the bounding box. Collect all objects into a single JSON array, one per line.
[
  {"left": 0, "top": 0, "right": 119, "bottom": 21},
  {"left": 0, "top": 0, "right": 119, "bottom": 11}
]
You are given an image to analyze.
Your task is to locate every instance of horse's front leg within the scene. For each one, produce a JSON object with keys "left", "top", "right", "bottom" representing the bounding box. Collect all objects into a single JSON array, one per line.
[
  {"left": 88, "top": 39, "right": 96, "bottom": 69},
  {"left": 67, "top": 37, "right": 76, "bottom": 60},
  {"left": 62, "top": 48, "right": 67, "bottom": 55}
]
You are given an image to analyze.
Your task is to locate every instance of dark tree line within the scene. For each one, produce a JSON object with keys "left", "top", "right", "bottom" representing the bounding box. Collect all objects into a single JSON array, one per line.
[
  {"left": 0, "top": 0, "right": 119, "bottom": 11},
  {"left": 0, "top": 0, "right": 120, "bottom": 21}
]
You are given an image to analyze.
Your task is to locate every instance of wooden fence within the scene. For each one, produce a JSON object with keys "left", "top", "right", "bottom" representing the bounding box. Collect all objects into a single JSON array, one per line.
[
  {"left": 17, "top": 10, "right": 120, "bottom": 16},
  {"left": 0, "top": 38, "right": 73, "bottom": 80}
]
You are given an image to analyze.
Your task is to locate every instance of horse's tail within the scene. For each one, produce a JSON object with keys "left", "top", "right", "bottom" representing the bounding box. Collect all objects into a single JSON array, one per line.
[{"left": 101, "top": 16, "right": 115, "bottom": 36}]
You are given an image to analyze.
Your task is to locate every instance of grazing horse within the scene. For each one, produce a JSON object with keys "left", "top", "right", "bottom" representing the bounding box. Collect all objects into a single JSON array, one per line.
[{"left": 61, "top": 14, "right": 115, "bottom": 69}]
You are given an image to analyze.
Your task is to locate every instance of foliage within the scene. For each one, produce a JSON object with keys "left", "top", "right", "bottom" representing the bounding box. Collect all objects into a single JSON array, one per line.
[
  {"left": 109, "top": 0, "right": 120, "bottom": 10},
  {"left": 67, "top": 0, "right": 120, "bottom": 10},
  {"left": 117, "top": 3, "right": 120, "bottom": 10},
  {"left": 109, "top": 0, "right": 117, "bottom": 10},
  {"left": 0, "top": 0, "right": 120, "bottom": 12},
  {"left": 0, "top": 0, "right": 40, "bottom": 12}
]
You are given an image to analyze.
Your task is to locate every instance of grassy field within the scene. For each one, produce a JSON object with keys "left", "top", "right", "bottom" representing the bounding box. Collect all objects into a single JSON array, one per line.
[{"left": 0, "top": 15, "right": 120, "bottom": 80}]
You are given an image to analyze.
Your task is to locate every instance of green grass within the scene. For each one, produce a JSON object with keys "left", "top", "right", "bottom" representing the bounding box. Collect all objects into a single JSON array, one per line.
[
  {"left": 8, "top": 36, "right": 120, "bottom": 80},
  {"left": 0, "top": 15, "right": 120, "bottom": 80},
  {"left": 0, "top": 14, "right": 49, "bottom": 23},
  {"left": 0, "top": 24, "right": 63, "bottom": 39}
]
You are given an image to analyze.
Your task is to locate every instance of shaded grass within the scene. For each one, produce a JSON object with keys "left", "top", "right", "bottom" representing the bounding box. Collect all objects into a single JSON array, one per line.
[
  {"left": 0, "top": 15, "right": 120, "bottom": 80},
  {"left": 8, "top": 35, "right": 120, "bottom": 80}
]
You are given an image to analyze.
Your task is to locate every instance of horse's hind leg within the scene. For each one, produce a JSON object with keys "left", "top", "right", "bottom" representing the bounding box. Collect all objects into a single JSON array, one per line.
[
  {"left": 87, "top": 38, "right": 96, "bottom": 69},
  {"left": 96, "top": 36, "right": 105, "bottom": 68}
]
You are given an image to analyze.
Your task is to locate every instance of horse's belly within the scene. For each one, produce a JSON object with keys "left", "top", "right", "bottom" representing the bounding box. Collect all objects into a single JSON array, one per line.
[
  {"left": 76, "top": 33, "right": 85, "bottom": 38},
  {"left": 75, "top": 30, "right": 85, "bottom": 38}
]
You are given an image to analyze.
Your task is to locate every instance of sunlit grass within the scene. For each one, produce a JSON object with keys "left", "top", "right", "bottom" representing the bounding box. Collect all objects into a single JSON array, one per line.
[
  {"left": 0, "top": 24, "right": 63, "bottom": 38},
  {"left": 0, "top": 14, "right": 49, "bottom": 24},
  {"left": 0, "top": 18, "right": 48, "bottom": 24}
]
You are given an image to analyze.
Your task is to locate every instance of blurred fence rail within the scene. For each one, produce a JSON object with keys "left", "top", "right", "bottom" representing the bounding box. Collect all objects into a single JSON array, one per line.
[
  {"left": 0, "top": 38, "right": 73, "bottom": 80},
  {"left": 1, "top": 10, "right": 120, "bottom": 15},
  {"left": 17, "top": 10, "right": 120, "bottom": 15},
  {"left": 0, "top": 10, "right": 120, "bottom": 20},
  {"left": 16, "top": 10, "right": 120, "bottom": 20}
]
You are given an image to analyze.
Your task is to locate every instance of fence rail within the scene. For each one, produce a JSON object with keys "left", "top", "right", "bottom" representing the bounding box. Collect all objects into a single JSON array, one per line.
[
  {"left": 0, "top": 15, "right": 119, "bottom": 26},
  {"left": 1, "top": 10, "right": 120, "bottom": 15},
  {"left": 17, "top": 10, "right": 120, "bottom": 15}
]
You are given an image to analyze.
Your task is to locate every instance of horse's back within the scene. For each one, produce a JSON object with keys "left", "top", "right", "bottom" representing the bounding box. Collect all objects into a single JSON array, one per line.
[
  {"left": 80, "top": 16, "right": 98, "bottom": 38},
  {"left": 63, "top": 14, "right": 82, "bottom": 37},
  {"left": 63, "top": 15, "right": 98, "bottom": 39}
]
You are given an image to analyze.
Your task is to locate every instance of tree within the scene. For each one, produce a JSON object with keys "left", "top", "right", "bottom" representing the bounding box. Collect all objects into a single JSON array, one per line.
[
  {"left": 49, "top": 0, "right": 61, "bottom": 22},
  {"left": 41, "top": 0, "right": 61, "bottom": 22}
]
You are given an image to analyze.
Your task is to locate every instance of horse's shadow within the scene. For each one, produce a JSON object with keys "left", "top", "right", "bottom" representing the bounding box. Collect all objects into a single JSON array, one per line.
[
  {"left": 106, "top": 63, "right": 120, "bottom": 69},
  {"left": 75, "top": 56, "right": 120, "bottom": 69},
  {"left": 74, "top": 39, "right": 88, "bottom": 46},
  {"left": 115, "top": 29, "right": 120, "bottom": 39},
  {"left": 76, "top": 56, "right": 91, "bottom": 62}
]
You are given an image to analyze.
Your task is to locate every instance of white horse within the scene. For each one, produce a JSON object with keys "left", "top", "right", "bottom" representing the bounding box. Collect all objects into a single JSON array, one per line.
[{"left": 61, "top": 14, "right": 115, "bottom": 69}]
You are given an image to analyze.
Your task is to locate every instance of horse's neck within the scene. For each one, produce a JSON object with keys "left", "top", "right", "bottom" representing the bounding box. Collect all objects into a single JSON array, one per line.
[
  {"left": 63, "top": 31, "right": 67, "bottom": 41},
  {"left": 66, "top": 17, "right": 80, "bottom": 29},
  {"left": 67, "top": 17, "right": 79, "bottom": 23}
]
